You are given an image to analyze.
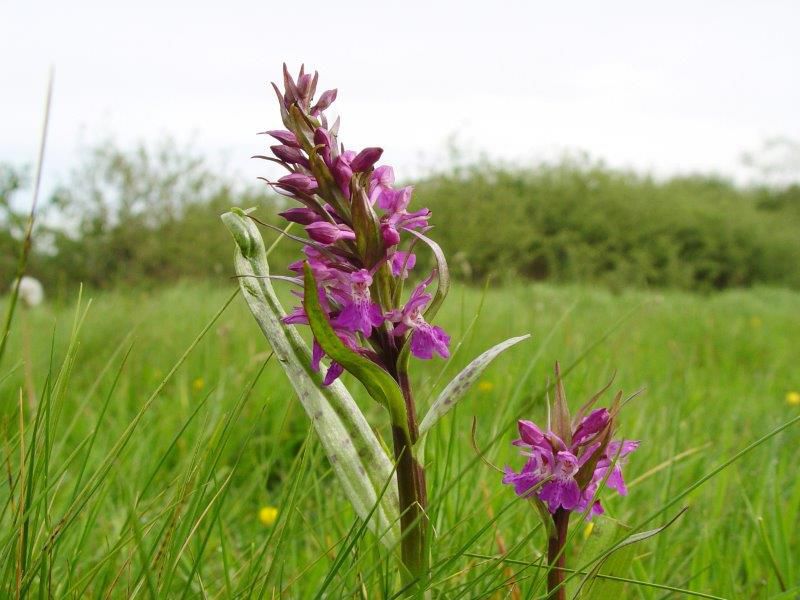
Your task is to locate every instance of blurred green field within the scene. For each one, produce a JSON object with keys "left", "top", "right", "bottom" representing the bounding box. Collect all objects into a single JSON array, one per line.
[{"left": 1, "top": 281, "right": 799, "bottom": 597}]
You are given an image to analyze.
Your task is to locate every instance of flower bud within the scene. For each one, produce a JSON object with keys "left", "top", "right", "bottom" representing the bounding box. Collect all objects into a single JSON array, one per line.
[
  {"left": 381, "top": 222, "right": 401, "bottom": 247},
  {"left": 306, "top": 222, "right": 356, "bottom": 244},
  {"left": 311, "top": 89, "right": 337, "bottom": 116},
  {"left": 279, "top": 207, "right": 322, "bottom": 225},
  {"left": 271, "top": 145, "right": 309, "bottom": 167},
  {"left": 350, "top": 147, "right": 384, "bottom": 173},
  {"left": 297, "top": 73, "right": 315, "bottom": 102},
  {"left": 277, "top": 173, "right": 318, "bottom": 193},
  {"left": 265, "top": 130, "right": 300, "bottom": 148},
  {"left": 314, "top": 128, "right": 333, "bottom": 166},
  {"left": 333, "top": 151, "right": 355, "bottom": 197}
]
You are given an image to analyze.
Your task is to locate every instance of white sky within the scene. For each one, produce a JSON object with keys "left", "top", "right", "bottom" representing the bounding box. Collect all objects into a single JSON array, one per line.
[{"left": 3, "top": 0, "right": 800, "bottom": 190}]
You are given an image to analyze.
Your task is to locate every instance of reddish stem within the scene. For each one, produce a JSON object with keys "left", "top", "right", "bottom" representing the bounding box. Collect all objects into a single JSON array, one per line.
[{"left": 546, "top": 509, "right": 571, "bottom": 600}]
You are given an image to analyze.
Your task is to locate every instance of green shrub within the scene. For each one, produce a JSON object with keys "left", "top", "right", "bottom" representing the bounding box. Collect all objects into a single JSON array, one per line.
[
  {"left": 2, "top": 146, "right": 799, "bottom": 293},
  {"left": 417, "top": 158, "right": 800, "bottom": 291}
]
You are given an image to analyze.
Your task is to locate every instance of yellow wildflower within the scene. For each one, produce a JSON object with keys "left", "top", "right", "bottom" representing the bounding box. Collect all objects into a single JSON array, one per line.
[
  {"left": 787, "top": 391, "right": 800, "bottom": 406},
  {"left": 192, "top": 377, "right": 205, "bottom": 392},
  {"left": 583, "top": 521, "right": 594, "bottom": 540},
  {"left": 258, "top": 506, "right": 278, "bottom": 526},
  {"left": 477, "top": 381, "right": 494, "bottom": 393}
]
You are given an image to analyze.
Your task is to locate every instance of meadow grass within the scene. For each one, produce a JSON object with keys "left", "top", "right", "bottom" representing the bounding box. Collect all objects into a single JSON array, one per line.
[{"left": 1, "top": 281, "right": 798, "bottom": 598}]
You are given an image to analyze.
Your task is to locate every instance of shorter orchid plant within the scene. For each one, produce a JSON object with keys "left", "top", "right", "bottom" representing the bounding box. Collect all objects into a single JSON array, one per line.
[
  {"left": 502, "top": 365, "right": 639, "bottom": 600},
  {"left": 222, "top": 65, "right": 529, "bottom": 587}
]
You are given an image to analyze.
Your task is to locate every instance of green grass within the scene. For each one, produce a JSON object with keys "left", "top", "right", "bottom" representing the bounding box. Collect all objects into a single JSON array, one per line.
[{"left": 1, "top": 281, "right": 799, "bottom": 598}]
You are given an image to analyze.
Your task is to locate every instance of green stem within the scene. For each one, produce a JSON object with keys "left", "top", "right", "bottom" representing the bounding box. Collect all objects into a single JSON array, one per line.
[{"left": 392, "top": 370, "right": 428, "bottom": 587}]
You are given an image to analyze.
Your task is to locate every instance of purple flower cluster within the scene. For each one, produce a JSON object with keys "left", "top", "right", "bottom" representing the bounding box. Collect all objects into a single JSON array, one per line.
[
  {"left": 261, "top": 65, "right": 450, "bottom": 384},
  {"left": 503, "top": 409, "right": 639, "bottom": 518}
]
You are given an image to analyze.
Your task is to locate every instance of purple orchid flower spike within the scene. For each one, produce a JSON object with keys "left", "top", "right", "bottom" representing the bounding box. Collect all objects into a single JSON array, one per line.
[
  {"left": 257, "top": 65, "right": 451, "bottom": 391},
  {"left": 250, "top": 65, "right": 473, "bottom": 582},
  {"left": 225, "top": 65, "right": 536, "bottom": 584},
  {"left": 501, "top": 365, "right": 640, "bottom": 600}
]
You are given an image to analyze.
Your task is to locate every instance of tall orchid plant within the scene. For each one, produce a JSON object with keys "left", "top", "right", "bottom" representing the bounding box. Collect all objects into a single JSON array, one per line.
[{"left": 222, "top": 65, "right": 529, "bottom": 583}]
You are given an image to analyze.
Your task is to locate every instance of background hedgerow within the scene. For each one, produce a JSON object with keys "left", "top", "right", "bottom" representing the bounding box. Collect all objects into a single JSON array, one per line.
[
  {"left": 418, "top": 157, "right": 800, "bottom": 291},
  {"left": 2, "top": 142, "right": 799, "bottom": 295}
]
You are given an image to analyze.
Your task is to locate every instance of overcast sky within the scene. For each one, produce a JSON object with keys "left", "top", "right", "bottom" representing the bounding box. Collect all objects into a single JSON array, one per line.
[{"left": 3, "top": 0, "right": 799, "bottom": 189}]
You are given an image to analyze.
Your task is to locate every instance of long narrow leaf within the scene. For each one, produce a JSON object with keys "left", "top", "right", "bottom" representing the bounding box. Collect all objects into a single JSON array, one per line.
[
  {"left": 222, "top": 209, "right": 400, "bottom": 547},
  {"left": 418, "top": 334, "right": 530, "bottom": 437},
  {"left": 407, "top": 230, "right": 449, "bottom": 321}
]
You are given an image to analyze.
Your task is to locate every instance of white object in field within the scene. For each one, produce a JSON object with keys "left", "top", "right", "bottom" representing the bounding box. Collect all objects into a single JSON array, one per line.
[{"left": 13, "top": 276, "right": 44, "bottom": 307}]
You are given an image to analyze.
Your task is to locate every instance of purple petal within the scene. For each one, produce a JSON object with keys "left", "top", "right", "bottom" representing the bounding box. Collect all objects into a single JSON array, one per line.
[
  {"left": 333, "top": 300, "right": 384, "bottom": 336},
  {"left": 539, "top": 478, "right": 581, "bottom": 513},
  {"left": 314, "top": 128, "right": 333, "bottom": 165},
  {"left": 311, "top": 339, "right": 324, "bottom": 372},
  {"left": 378, "top": 186, "right": 413, "bottom": 213},
  {"left": 350, "top": 269, "right": 372, "bottom": 285},
  {"left": 410, "top": 324, "right": 450, "bottom": 360},
  {"left": 311, "top": 88, "right": 337, "bottom": 115},
  {"left": 572, "top": 408, "right": 610, "bottom": 446},
  {"left": 517, "top": 419, "right": 546, "bottom": 446},
  {"left": 390, "top": 252, "right": 416, "bottom": 278},
  {"left": 577, "top": 442, "right": 602, "bottom": 467},
  {"left": 502, "top": 463, "right": 542, "bottom": 498},
  {"left": 394, "top": 207, "right": 431, "bottom": 231},
  {"left": 370, "top": 165, "right": 395, "bottom": 191},
  {"left": 323, "top": 362, "right": 344, "bottom": 386},
  {"left": 605, "top": 466, "right": 628, "bottom": 496},
  {"left": 553, "top": 450, "right": 579, "bottom": 479},
  {"left": 607, "top": 440, "right": 640, "bottom": 459},
  {"left": 283, "top": 305, "right": 308, "bottom": 325}
]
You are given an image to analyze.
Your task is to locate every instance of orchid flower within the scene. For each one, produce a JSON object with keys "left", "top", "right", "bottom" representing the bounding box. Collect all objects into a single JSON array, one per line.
[{"left": 502, "top": 364, "right": 639, "bottom": 600}]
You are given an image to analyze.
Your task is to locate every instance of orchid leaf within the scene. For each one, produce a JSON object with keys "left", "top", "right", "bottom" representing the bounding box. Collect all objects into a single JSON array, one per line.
[
  {"left": 407, "top": 229, "right": 449, "bottom": 321},
  {"left": 222, "top": 209, "right": 399, "bottom": 547},
  {"left": 531, "top": 496, "right": 557, "bottom": 541},
  {"left": 301, "top": 263, "right": 409, "bottom": 433},
  {"left": 418, "top": 334, "right": 531, "bottom": 437}
]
